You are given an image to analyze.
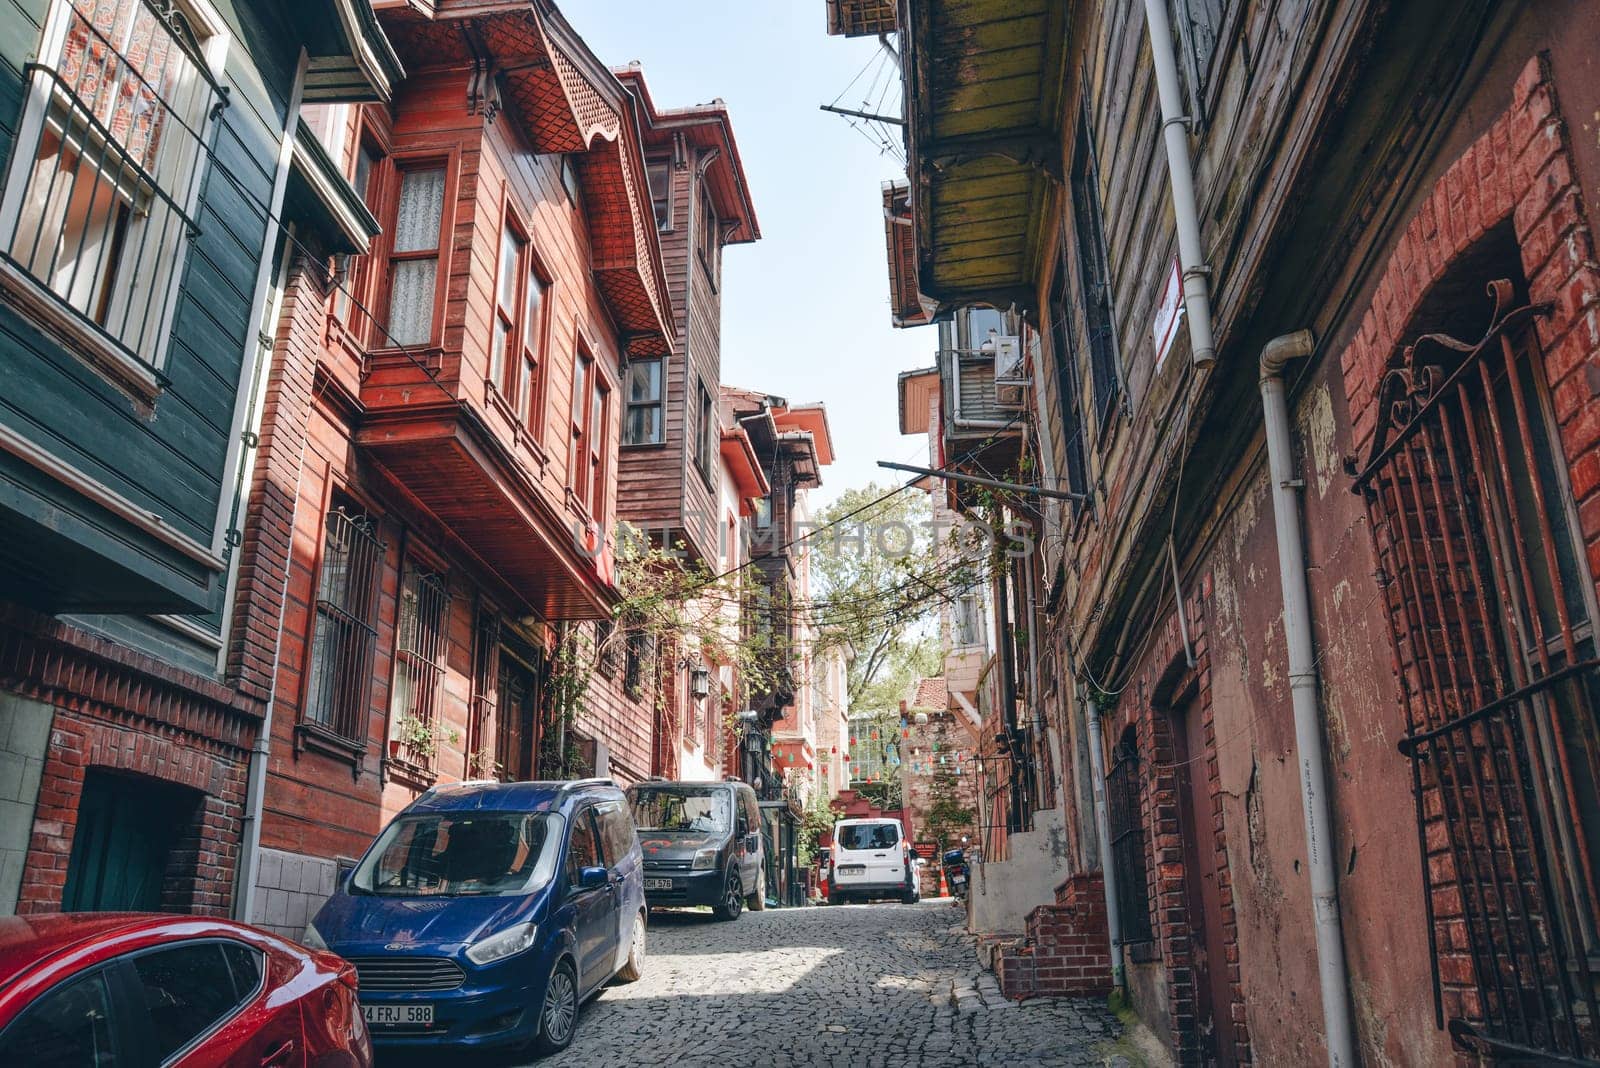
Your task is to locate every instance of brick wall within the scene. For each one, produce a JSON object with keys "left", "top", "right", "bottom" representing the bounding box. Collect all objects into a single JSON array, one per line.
[
  {"left": 995, "top": 872, "right": 1113, "bottom": 1000},
  {"left": 1108, "top": 582, "right": 1251, "bottom": 1065},
  {"left": 0, "top": 605, "right": 256, "bottom": 916},
  {"left": 18, "top": 705, "right": 248, "bottom": 915}
]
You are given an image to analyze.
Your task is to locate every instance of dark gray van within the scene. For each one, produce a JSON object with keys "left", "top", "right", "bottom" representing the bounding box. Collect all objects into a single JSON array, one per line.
[{"left": 625, "top": 780, "right": 765, "bottom": 920}]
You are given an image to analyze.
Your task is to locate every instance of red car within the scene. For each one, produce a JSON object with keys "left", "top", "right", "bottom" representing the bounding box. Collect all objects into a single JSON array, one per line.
[{"left": 0, "top": 913, "right": 370, "bottom": 1067}]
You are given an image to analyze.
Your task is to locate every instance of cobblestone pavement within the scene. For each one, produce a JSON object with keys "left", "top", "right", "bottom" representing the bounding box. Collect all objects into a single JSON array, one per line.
[{"left": 520, "top": 898, "right": 1130, "bottom": 1067}]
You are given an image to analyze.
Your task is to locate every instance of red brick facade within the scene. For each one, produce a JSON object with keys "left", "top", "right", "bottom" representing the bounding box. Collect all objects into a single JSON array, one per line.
[{"left": 996, "top": 873, "right": 1112, "bottom": 1000}]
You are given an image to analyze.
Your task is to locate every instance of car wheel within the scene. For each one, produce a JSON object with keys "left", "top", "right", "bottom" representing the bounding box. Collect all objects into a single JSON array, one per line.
[
  {"left": 533, "top": 959, "right": 579, "bottom": 1056},
  {"left": 712, "top": 869, "right": 744, "bottom": 921},
  {"left": 747, "top": 866, "right": 767, "bottom": 911},
  {"left": 615, "top": 910, "right": 646, "bottom": 982}
]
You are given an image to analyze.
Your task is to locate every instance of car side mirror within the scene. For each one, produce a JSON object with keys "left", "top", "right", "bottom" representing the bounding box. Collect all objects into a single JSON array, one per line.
[
  {"left": 577, "top": 865, "right": 609, "bottom": 890},
  {"left": 745, "top": 832, "right": 761, "bottom": 853}
]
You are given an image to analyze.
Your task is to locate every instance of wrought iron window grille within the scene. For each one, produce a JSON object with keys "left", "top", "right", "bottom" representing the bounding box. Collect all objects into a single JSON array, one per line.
[
  {"left": 1355, "top": 279, "right": 1600, "bottom": 1061},
  {"left": 1106, "top": 731, "right": 1155, "bottom": 947},
  {"left": 303, "top": 508, "right": 384, "bottom": 745}
]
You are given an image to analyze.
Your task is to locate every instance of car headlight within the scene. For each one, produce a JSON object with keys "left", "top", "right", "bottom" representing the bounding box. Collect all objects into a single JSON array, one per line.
[
  {"left": 465, "top": 922, "right": 538, "bottom": 967},
  {"left": 691, "top": 848, "right": 719, "bottom": 870},
  {"left": 302, "top": 922, "right": 329, "bottom": 951}
]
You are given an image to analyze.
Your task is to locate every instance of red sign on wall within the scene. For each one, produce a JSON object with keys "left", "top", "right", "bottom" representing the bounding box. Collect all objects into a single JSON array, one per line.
[{"left": 913, "top": 841, "right": 938, "bottom": 862}]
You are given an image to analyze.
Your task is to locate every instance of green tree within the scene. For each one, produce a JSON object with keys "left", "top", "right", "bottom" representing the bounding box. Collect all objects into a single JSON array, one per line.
[
  {"left": 809, "top": 484, "right": 980, "bottom": 709},
  {"left": 921, "top": 718, "right": 975, "bottom": 850}
]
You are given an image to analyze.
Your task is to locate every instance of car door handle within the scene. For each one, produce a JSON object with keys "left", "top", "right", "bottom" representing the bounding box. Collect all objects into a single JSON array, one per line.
[{"left": 261, "top": 1039, "right": 295, "bottom": 1067}]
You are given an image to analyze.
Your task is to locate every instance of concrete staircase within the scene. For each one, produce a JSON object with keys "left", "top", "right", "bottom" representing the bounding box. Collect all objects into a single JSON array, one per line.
[{"left": 994, "top": 872, "right": 1113, "bottom": 1001}]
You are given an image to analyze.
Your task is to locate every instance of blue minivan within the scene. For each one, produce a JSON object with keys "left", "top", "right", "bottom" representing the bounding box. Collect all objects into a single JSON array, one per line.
[{"left": 304, "top": 778, "right": 645, "bottom": 1056}]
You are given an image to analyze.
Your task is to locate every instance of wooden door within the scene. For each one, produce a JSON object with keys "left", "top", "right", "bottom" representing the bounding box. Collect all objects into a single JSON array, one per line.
[
  {"left": 62, "top": 771, "right": 190, "bottom": 912},
  {"left": 497, "top": 648, "right": 543, "bottom": 782}
]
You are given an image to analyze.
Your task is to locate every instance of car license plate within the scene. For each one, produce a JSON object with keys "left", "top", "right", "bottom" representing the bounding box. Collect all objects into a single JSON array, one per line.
[
  {"left": 838, "top": 864, "right": 865, "bottom": 875},
  {"left": 363, "top": 1003, "right": 433, "bottom": 1028},
  {"left": 644, "top": 877, "right": 673, "bottom": 890}
]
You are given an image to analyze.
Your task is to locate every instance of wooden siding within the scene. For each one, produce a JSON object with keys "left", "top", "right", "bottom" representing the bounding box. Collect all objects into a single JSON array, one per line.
[
  {"left": 680, "top": 158, "right": 724, "bottom": 564},
  {"left": 350, "top": 66, "right": 628, "bottom": 615},
  {"left": 0, "top": 0, "right": 297, "bottom": 620},
  {"left": 578, "top": 622, "right": 654, "bottom": 785},
  {"left": 616, "top": 160, "right": 693, "bottom": 534},
  {"left": 616, "top": 154, "right": 722, "bottom": 566}
]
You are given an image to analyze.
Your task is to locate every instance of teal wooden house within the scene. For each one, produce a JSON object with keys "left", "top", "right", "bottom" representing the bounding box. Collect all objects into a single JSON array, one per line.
[{"left": 0, "top": 0, "right": 399, "bottom": 919}]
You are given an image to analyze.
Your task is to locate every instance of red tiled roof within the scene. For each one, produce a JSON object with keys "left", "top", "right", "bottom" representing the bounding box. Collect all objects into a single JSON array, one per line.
[{"left": 907, "top": 676, "right": 947, "bottom": 711}]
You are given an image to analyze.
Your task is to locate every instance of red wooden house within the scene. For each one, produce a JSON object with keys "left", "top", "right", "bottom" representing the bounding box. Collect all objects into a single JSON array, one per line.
[
  {"left": 233, "top": 0, "right": 675, "bottom": 935},
  {"left": 583, "top": 67, "right": 764, "bottom": 784}
]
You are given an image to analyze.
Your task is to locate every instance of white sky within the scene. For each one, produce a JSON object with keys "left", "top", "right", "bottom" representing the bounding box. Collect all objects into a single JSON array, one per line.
[{"left": 569, "top": 1, "right": 936, "bottom": 505}]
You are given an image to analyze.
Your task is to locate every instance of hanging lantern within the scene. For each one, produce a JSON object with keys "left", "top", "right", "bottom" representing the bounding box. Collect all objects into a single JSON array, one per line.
[
  {"left": 870, "top": 729, "right": 879, "bottom": 740},
  {"left": 831, "top": 746, "right": 837, "bottom": 754}
]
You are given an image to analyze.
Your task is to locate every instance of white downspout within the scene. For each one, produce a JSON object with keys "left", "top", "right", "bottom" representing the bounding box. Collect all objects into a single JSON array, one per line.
[
  {"left": 1084, "top": 692, "right": 1123, "bottom": 991},
  {"left": 234, "top": 53, "right": 307, "bottom": 925},
  {"left": 1022, "top": 550, "right": 1046, "bottom": 811},
  {"left": 1259, "top": 331, "right": 1357, "bottom": 1066},
  {"left": 1140, "top": 0, "right": 1216, "bottom": 367}
]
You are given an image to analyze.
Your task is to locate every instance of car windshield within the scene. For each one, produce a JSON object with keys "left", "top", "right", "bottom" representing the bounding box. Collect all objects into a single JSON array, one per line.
[
  {"left": 629, "top": 788, "right": 733, "bottom": 834},
  {"left": 351, "top": 811, "right": 562, "bottom": 897},
  {"left": 839, "top": 823, "right": 899, "bottom": 850}
]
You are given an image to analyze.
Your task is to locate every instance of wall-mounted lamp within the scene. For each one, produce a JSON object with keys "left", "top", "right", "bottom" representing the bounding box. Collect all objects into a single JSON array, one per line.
[{"left": 690, "top": 664, "right": 711, "bottom": 699}]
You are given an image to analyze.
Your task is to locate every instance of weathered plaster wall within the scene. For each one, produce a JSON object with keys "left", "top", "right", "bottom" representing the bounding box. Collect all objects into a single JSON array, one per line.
[
  {"left": 1195, "top": 360, "right": 1441, "bottom": 1066},
  {"left": 968, "top": 806, "right": 1071, "bottom": 935}
]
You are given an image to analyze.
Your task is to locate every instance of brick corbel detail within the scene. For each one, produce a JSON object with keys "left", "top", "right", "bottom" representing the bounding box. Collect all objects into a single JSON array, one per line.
[{"left": 0, "top": 605, "right": 256, "bottom": 916}]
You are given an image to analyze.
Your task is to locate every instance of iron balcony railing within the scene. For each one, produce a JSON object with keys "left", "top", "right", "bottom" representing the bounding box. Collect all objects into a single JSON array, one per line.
[{"left": 0, "top": 0, "right": 227, "bottom": 369}]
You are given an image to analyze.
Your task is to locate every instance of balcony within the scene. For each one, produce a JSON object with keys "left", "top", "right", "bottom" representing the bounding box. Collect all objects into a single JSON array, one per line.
[
  {"left": 937, "top": 341, "right": 1026, "bottom": 496},
  {"left": 357, "top": 354, "right": 615, "bottom": 621}
]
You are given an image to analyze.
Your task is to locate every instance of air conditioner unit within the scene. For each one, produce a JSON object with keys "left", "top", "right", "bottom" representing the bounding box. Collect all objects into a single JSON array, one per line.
[{"left": 992, "top": 335, "right": 1030, "bottom": 409}]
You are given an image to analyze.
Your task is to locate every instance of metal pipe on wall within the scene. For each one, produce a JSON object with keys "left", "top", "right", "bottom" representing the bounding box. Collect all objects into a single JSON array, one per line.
[
  {"left": 1259, "top": 330, "right": 1357, "bottom": 1066},
  {"left": 234, "top": 52, "right": 307, "bottom": 927},
  {"left": 1139, "top": 0, "right": 1216, "bottom": 368},
  {"left": 1083, "top": 692, "right": 1123, "bottom": 991}
]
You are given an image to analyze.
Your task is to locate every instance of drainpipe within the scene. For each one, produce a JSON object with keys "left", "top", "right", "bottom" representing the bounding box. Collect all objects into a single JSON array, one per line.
[
  {"left": 1259, "top": 331, "right": 1356, "bottom": 1067},
  {"left": 234, "top": 53, "right": 306, "bottom": 926},
  {"left": 1022, "top": 550, "right": 1045, "bottom": 812},
  {"left": 1083, "top": 692, "right": 1124, "bottom": 992},
  {"left": 1140, "top": 0, "right": 1215, "bottom": 368}
]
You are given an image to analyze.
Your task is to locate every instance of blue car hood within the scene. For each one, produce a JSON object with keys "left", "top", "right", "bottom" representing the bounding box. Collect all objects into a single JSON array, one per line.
[{"left": 314, "top": 889, "right": 541, "bottom": 954}]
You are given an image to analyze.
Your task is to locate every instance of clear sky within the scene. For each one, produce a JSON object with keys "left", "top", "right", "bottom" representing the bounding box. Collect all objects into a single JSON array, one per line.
[{"left": 567, "top": 2, "right": 934, "bottom": 506}]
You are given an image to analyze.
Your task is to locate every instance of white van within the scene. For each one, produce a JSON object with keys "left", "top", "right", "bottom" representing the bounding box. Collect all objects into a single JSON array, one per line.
[{"left": 828, "top": 818, "right": 918, "bottom": 904}]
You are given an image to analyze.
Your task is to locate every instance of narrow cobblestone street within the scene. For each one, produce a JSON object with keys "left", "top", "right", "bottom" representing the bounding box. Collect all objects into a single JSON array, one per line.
[{"left": 525, "top": 901, "right": 1130, "bottom": 1068}]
